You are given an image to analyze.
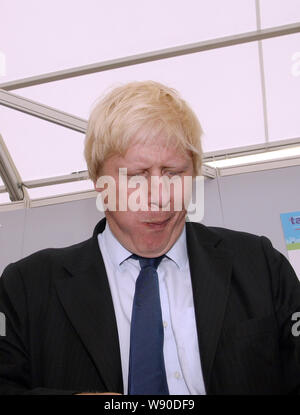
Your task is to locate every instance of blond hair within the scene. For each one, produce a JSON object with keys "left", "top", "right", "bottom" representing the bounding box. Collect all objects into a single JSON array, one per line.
[{"left": 84, "top": 81, "right": 203, "bottom": 183}]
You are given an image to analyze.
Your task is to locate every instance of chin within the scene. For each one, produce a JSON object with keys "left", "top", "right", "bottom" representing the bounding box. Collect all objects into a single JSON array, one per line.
[{"left": 137, "top": 235, "right": 170, "bottom": 256}]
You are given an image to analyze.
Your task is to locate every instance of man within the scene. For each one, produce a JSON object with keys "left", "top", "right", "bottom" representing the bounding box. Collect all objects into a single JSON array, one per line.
[{"left": 0, "top": 81, "right": 300, "bottom": 395}]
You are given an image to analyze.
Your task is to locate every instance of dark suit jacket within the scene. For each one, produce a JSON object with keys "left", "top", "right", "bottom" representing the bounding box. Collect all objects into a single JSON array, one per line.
[{"left": 0, "top": 218, "right": 300, "bottom": 395}]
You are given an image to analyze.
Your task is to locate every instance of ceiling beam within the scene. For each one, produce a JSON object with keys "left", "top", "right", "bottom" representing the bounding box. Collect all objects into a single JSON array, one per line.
[
  {"left": 0, "top": 89, "right": 87, "bottom": 133},
  {"left": 203, "top": 137, "right": 300, "bottom": 161},
  {"left": 23, "top": 171, "right": 89, "bottom": 188},
  {"left": 0, "top": 22, "right": 299, "bottom": 91},
  {"left": 0, "top": 134, "right": 23, "bottom": 201}
]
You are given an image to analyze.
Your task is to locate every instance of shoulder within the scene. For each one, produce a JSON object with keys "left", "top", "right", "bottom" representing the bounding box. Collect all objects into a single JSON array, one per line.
[
  {"left": 186, "top": 221, "right": 285, "bottom": 271},
  {"left": 187, "top": 221, "right": 269, "bottom": 250},
  {"left": 0, "top": 237, "right": 93, "bottom": 288}
]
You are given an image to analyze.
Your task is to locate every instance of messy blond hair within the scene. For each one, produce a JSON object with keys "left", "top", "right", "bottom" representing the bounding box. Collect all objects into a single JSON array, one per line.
[{"left": 84, "top": 81, "right": 203, "bottom": 183}]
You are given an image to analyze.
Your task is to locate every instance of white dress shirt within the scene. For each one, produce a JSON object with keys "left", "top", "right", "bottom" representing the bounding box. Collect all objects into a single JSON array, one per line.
[{"left": 97, "top": 221, "right": 206, "bottom": 395}]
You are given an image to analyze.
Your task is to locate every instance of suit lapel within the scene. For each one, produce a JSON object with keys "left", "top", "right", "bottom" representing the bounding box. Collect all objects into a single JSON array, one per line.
[
  {"left": 186, "top": 222, "right": 233, "bottom": 393},
  {"left": 54, "top": 218, "right": 123, "bottom": 393}
]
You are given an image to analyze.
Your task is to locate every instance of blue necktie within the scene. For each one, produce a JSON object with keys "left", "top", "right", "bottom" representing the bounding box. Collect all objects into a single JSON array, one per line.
[{"left": 128, "top": 254, "right": 169, "bottom": 395}]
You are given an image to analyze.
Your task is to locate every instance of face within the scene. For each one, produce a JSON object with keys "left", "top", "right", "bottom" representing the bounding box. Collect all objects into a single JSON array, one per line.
[{"left": 95, "top": 134, "right": 194, "bottom": 257}]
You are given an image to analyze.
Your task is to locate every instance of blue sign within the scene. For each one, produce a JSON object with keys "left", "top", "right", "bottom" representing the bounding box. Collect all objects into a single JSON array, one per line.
[{"left": 280, "top": 211, "right": 300, "bottom": 250}]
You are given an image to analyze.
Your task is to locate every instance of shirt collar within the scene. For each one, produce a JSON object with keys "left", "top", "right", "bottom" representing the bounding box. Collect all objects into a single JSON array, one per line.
[
  {"left": 165, "top": 225, "right": 189, "bottom": 270},
  {"left": 100, "top": 220, "right": 189, "bottom": 271},
  {"left": 100, "top": 221, "right": 133, "bottom": 268}
]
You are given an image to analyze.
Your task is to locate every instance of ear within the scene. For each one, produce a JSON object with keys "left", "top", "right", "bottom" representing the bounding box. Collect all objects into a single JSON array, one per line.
[
  {"left": 94, "top": 181, "right": 100, "bottom": 192},
  {"left": 185, "top": 175, "right": 204, "bottom": 223},
  {"left": 94, "top": 177, "right": 105, "bottom": 193}
]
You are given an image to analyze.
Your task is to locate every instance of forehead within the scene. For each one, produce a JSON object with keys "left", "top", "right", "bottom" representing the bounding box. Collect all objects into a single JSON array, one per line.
[{"left": 125, "top": 140, "right": 190, "bottom": 165}]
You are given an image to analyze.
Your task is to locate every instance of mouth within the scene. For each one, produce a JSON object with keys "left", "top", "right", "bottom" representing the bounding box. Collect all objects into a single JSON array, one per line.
[{"left": 142, "top": 216, "right": 172, "bottom": 230}]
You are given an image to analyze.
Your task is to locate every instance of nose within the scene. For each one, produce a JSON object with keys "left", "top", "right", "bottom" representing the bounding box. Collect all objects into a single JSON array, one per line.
[{"left": 148, "top": 175, "right": 171, "bottom": 211}]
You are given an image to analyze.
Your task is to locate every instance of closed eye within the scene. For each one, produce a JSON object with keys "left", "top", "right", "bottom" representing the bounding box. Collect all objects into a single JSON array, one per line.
[
  {"left": 164, "top": 171, "right": 183, "bottom": 176},
  {"left": 127, "top": 171, "right": 147, "bottom": 177}
]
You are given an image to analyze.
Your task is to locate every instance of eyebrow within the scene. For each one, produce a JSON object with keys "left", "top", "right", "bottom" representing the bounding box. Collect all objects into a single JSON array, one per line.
[
  {"left": 126, "top": 165, "right": 189, "bottom": 172},
  {"left": 163, "top": 164, "right": 189, "bottom": 169},
  {"left": 130, "top": 160, "right": 190, "bottom": 167}
]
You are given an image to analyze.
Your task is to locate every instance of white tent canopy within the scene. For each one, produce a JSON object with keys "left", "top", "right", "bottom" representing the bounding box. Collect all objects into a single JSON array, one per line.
[{"left": 0, "top": 0, "right": 299, "bottom": 208}]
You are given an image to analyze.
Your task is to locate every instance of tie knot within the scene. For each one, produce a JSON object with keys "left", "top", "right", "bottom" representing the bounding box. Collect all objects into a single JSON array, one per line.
[{"left": 131, "top": 254, "right": 164, "bottom": 270}]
